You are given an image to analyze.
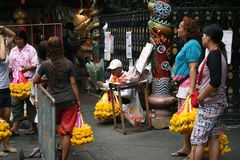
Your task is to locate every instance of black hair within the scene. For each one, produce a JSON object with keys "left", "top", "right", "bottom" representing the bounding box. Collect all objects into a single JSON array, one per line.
[
  {"left": 37, "top": 41, "right": 48, "bottom": 60},
  {"left": 203, "top": 24, "right": 227, "bottom": 62},
  {"left": 15, "top": 29, "right": 27, "bottom": 44},
  {"left": 203, "top": 24, "right": 223, "bottom": 44}
]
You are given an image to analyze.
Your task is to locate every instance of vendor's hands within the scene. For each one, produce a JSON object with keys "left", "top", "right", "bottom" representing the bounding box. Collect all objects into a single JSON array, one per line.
[{"left": 96, "top": 81, "right": 103, "bottom": 87}]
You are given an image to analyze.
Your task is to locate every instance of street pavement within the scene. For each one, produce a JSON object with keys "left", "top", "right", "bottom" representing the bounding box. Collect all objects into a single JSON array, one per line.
[{"left": 3, "top": 90, "right": 240, "bottom": 160}]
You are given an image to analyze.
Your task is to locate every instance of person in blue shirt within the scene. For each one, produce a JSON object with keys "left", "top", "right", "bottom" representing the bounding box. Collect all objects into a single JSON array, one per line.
[{"left": 171, "top": 16, "right": 202, "bottom": 158}]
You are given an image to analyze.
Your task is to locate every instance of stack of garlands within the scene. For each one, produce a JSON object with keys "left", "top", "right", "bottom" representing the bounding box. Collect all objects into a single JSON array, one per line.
[
  {"left": 94, "top": 92, "right": 120, "bottom": 121},
  {"left": 10, "top": 82, "right": 32, "bottom": 99},
  {"left": 0, "top": 119, "right": 12, "bottom": 142},
  {"left": 204, "top": 134, "right": 231, "bottom": 155},
  {"left": 71, "top": 113, "right": 94, "bottom": 146},
  {"left": 169, "top": 96, "right": 197, "bottom": 135}
]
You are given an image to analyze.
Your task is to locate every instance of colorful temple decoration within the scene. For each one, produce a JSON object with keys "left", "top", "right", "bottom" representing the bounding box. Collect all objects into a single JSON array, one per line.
[{"left": 148, "top": 0, "right": 173, "bottom": 96}]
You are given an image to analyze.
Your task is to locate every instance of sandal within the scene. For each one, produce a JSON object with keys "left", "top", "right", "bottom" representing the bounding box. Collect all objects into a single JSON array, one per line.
[
  {"left": 171, "top": 152, "right": 189, "bottom": 157},
  {"left": 0, "top": 151, "right": 8, "bottom": 157},
  {"left": 24, "top": 129, "right": 37, "bottom": 135},
  {"left": 3, "top": 145, "right": 17, "bottom": 153},
  {"left": 11, "top": 131, "right": 20, "bottom": 137},
  {"left": 56, "top": 144, "right": 62, "bottom": 151}
]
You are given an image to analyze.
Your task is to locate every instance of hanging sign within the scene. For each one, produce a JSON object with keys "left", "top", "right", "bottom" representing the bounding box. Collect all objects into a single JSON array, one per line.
[{"left": 126, "top": 31, "right": 132, "bottom": 59}]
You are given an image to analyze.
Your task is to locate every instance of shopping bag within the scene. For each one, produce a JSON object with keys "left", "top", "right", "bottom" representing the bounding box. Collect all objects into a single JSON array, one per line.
[
  {"left": 10, "top": 71, "right": 32, "bottom": 99},
  {"left": 169, "top": 96, "right": 197, "bottom": 135},
  {"left": 191, "top": 88, "right": 198, "bottom": 108},
  {"left": 71, "top": 112, "right": 94, "bottom": 146},
  {"left": 94, "top": 91, "right": 120, "bottom": 121},
  {"left": 124, "top": 92, "right": 145, "bottom": 126}
]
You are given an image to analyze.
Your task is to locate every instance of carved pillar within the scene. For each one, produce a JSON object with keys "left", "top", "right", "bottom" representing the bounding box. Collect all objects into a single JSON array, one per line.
[{"left": 147, "top": 0, "right": 177, "bottom": 128}]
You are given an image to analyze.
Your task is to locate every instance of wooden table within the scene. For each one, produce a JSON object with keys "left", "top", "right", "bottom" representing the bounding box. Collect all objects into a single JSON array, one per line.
[{"left": 109, "top": 79, "right": 152, "bottom": 135}]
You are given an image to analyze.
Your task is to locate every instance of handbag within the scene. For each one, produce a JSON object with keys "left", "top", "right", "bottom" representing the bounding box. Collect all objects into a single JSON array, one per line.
[{"left": 191, "top": 57, "right": 208, "bottom": 108}]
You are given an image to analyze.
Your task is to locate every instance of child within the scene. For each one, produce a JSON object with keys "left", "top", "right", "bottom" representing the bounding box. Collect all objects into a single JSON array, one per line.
[{"left": 30, "top": 41, "right": 48, "bottom": 124}]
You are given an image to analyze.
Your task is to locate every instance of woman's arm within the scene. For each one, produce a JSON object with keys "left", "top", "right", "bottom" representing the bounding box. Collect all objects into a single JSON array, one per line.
[
  {"left": 33, "top": 73, "right": 41, "bottom": 84},
  {"left": 21, "top": 66, "right": 37, "bottom": 73},
  {"left": 0, "top": 35, "right": 6, "bottom": 60},
  {"left": 3, "top": 27, "right": 15, "bottom": 44},
  {"left": 188, "top": 62, "right": 199, "bottom": 96},
  {"left": 70, "top": 76, "right": 81, "bottom": 108}
]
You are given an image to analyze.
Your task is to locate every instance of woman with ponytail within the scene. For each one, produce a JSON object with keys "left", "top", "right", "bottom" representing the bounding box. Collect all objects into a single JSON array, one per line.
[{"left": 190, "top": 24, "right": 228, "bottom": 160}]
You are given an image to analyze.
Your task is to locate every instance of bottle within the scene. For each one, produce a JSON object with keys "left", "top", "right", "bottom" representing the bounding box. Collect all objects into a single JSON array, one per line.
[{"left": 151, "top": 109, "right": 156, "bottom": 118}]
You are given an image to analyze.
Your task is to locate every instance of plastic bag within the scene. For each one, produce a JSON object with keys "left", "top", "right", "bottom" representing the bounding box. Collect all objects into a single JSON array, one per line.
[
  {"left": 124, "top": 92, "right": 145, "bottom": 126},
  {"left": 10, "top": 71, "right": 31, "bottom": 99},
  {"left": 71, "top": 112, "right": 94, "bottom": 146}
]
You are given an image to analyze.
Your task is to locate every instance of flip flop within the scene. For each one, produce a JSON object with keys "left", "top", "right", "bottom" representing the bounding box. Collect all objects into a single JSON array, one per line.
[
  {"left": 171, "top": 152, "right": 189, "bottom": 157},
  {"left": 3, "top": 146, "right": 17, "bottom": 153},
  {"left": 183, "top": 155, "right": 190, "bottom": 160},
  {"left": 0, "top": 151, "right": 8, "bottom": 157},
  {"left": 24, "top": 130, "right": 37, "bottom": 135},
  {"left": 11, "top": 131, "right": 20, "bottom": 137}
]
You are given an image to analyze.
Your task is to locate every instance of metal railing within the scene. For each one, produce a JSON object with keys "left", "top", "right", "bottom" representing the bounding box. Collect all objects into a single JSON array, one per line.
[{"left": 37, "top": 84, "right": 56, "bottom": 160}]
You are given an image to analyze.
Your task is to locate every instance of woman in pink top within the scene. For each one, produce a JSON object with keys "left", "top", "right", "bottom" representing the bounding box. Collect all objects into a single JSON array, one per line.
[{"left": 8, "top": 30, "right": 38, "bottom": 136}]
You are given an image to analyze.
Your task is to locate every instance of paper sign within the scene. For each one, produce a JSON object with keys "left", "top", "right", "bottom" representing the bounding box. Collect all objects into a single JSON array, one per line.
[
  {"left": 222, "top": 30, "right": 233, "bottom": 64},
  {"left": 135, "top": 43, "right": 153, "bottom": 74},
  {"left": 126, "top": 31, "right": 132, "bottom": 59},
  {"left": 104, "top": 31, "right": 111, "bottom": 61}
]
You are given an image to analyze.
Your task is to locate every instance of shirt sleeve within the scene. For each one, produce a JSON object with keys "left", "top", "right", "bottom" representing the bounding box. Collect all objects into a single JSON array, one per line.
[
  {"left": 37, "top": 62, "right": 46, "bottom": 77},
  {"left": 186, "top": 40, "right": 202, "bottom": 63},
  {"left": 29, "top": 46, "right": 39, "bottom": 67},
  {"left": 207, "top": 51, "right": 222, "bottom": 88},
  {"left": 67, "top": 60, "right": 75, "bottom": 77}
]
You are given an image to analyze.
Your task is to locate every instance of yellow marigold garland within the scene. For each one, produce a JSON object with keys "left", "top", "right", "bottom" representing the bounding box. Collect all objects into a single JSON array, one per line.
[
  {"left": 169, "top": 96, "right": 231, "bottom": 155},
  {"left": 203, "top": 134, "right": 231, "bottom": 155},
  {"left": 10, "top": 82, "right": 32, "bottom": 99},
  {"left": 0, "top": 119, "right": 12, "bottom": 142},
  {"left": 169, "top": 96, "right": 197, "bottom": 135},
  {"left": 71, "top": 113, "right": 94, "bottom": 146},
  {"left": 94, "top": 92, "right": 120, "bottom": 120}
]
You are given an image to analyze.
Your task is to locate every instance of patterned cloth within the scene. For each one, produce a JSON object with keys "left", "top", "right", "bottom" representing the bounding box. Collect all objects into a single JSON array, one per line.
[
  {"left": 190, "top": 101, "right": 226, "bottom": 145},
  {"left": 9, "top": 44, "right": 38, "bottom": 80}
]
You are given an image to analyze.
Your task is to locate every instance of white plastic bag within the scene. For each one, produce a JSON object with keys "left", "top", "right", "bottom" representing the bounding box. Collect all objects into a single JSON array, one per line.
[{"left": 124, "top": 92, "right": 145, "bottom": 126}]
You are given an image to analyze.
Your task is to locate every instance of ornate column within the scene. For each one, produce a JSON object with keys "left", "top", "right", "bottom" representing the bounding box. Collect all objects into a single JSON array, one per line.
[{"left": 147, "top": 0, "right": 177, "bottom": 128}]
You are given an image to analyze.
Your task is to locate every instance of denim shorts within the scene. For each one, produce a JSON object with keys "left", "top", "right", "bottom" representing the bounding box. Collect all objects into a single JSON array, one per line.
[{"left": 0, "top": 88, "right": 11, "bottom": 107}]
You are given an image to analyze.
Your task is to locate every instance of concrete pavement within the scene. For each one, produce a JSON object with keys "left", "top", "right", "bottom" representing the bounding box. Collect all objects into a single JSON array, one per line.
[{"left": 3, "top": 90, "right": 240, "bottom": 160}]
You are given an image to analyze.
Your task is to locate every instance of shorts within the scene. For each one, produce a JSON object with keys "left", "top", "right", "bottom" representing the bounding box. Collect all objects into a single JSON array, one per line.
[
  {"left": 56, "top": 103, "right": 78, "bottom": 136},
  {"left": 176, "top": 78, "right": 190, "bottom": 99},
  {"left": 190, "top": 102, "right": 225, "bottom": 146},
  {"left": 0, "top": 88, "right": 11, "bottom": 107}
]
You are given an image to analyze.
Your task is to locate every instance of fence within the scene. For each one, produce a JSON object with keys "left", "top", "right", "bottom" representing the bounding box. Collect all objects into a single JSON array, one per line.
[
  {"left": 37, "top": 85, "right": 56, "bottom": 160},
  {"left": 99, "top": 7, "right": 240, "bottom": 114},
  {"left": 5, "top": 23, "right": 62, "bottom": 47}
]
